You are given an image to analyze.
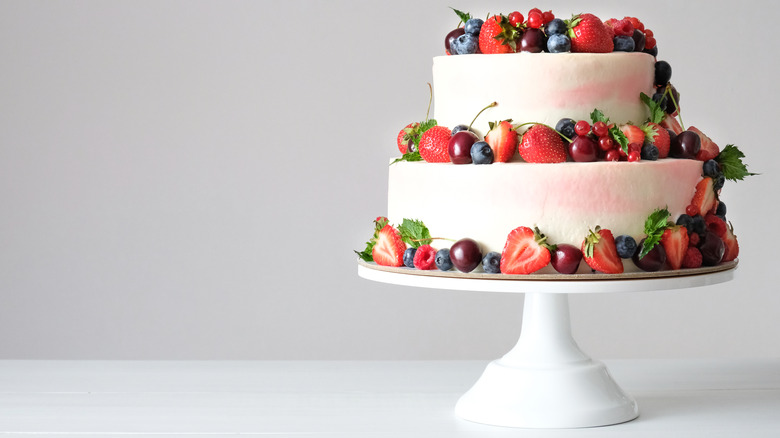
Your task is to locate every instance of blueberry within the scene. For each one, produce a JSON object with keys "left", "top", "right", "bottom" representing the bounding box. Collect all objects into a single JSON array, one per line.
[
  {"left": 435, "top": 248, "right": 453, "bottom": 271},
  {"left": 692, "top": 215, "right": 706, "bottom": 236},
  {"left": 715, "top": 201, "right": 727, "bottom": 217},
  {"left": 451, "top": 124, "right": 470, "bottom": 135},
  {"left": 641, "top": 143, "right": 659, "bottom": 161},
  {"left": 615, "top": 235, "right": 638, "bottom": 259},
  {"left": 464, "top": 18, "right": 483, "bottom": 36},
  {"left": 644, "top": 46, "right": 659, "bottom": 57},
  {"left": 652, "top": 89, "right": 668, "bottom": 107},
  {"left": 454, "top": 33, "right": 479, "bottom": 55},
  {"left": 613, "top": 35, "right": 635, "bottom": 52},
  {"left": 713, "top": 174, "right": 725, "bottom": 191},
  {"left": 703, "top": 159, "right": 720, "bottom": 178},
  {"left": 471, "top": 141, "right": 493, "bottom": 164},
  {"left": 403, "top": 247, "right": 417, "bottom": 268},
  {"left": 555, "top": 118, "right": 576, "bottom": 140},
  {"left": 676, "top": 214, "right": 694, "bottom": 233},
  {"left": 482, "top": 252, "right": 501, "bottom": 273},
  {"left": 546, "top": 34, "right": 571, "bottom": 53},
  {"left": 545, "top": 18, "right": 568, "bottom": 36},
  {"left": 654, "top": 60, "right": 672, "bottom": 86}
]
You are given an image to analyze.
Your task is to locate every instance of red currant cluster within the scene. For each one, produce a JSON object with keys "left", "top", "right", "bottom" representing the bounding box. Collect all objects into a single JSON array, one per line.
[
  {"left": 569, "top": 120, "right": 627, "bottom": 162},
  {"left": 507, "top": 8, "right": 554, "bottom": 29}
]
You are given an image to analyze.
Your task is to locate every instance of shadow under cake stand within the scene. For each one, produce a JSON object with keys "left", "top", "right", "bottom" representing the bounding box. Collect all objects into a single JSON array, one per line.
[{"left": 358, "top": 259, "right": 737, "bottom": 429}]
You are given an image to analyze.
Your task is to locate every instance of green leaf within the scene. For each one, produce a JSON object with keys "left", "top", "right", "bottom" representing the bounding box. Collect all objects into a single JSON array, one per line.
[
  {"left": 450, "top": 7, "right": 472, "bottom": 25},
  {"left": 391, "top": 150, "right": 422, "bottom": 165},
  {"left": 640, "top": 92, "right": 665, "bottom": 125},
  {"left": 354, "top": 217, "right": 390, "bottom": 261},
  {"left": 397, "top": 218, "right": 432, "bottom": 248},
  {"left": 716, "top": 144, "right": 757, "bottom": 181},
  {"left": 590, "top": 108, "right": 608, "bottom": 124},
  {"left": 639, "top": 207, "right": 671, "bottom": 258},
  {"left": 590, "top": 108, "right": 629, "bottom": 153}
]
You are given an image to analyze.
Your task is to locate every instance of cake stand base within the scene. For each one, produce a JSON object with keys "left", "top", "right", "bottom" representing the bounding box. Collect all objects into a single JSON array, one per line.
[{"left": 455, "top": 293, "right": 637, "bottom": 428}]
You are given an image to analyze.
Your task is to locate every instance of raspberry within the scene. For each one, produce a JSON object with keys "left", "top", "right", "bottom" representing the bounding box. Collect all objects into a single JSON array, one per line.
[
  {"left": 688, "top": 232, "right": 701, "bottom": 247},
  {"left": 682, "top": 247, "right": 703, "bottom": 269},
  {"left": 413, "top": 244, "right": 438, "bottom": 270},
  {"left": 705, "top": 214, "right": 727, "bottom": 237}
]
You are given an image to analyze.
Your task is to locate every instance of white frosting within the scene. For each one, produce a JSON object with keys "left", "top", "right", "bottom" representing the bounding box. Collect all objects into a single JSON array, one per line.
[
  {"left": 387, "top": 160, "right": 703, "bottom": 273},
  {"left": 433, "top": 52, "right": 655, "bottom": 137}
]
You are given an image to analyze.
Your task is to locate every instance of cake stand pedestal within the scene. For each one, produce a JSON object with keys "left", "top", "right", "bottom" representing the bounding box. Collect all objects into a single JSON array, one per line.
[{"left": 357, "top": 260, "right": 736, "bottom": 429}]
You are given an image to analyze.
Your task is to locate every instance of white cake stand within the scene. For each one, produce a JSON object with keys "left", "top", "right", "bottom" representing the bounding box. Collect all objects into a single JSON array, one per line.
[{"left": 357, "top": 260, "right": 737, "bottom": 429}]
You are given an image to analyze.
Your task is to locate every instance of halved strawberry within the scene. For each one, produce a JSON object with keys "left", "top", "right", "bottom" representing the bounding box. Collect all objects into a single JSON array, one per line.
[
  {"left": 418, "top": 125, "right": 452, "bottom": 163},
  {"left": 485, "top": 120, "right": 518, "bottom": 163},
  {"left": 518, "top": 124, "right": 567, "bottom": 163},
  {"left": 372, "top": 225, "right": 406, "bottom": 267},
  {"left": 620, "top": 124, "right": 645, "bottom": 146},
  {"left": 581, "top": 227, "right": 624, "bottom": 274},
  {"left": 479, "top": 15, "right": 518, "bottom": 54},
  {"left": 567, "top": 13, "right": 614, "bottom": 53},
  {"left": 500, "top": 226, "right": 552, "bottom": 275},
  {"left": 688, "top": 126, "right": 720, "bottom": 162},
  {"left": 660, "top": 113, "right": 683, "bottom": 135},
  {"left": 661, "top": 226, "right": 689, "bottom": 270},
  {"left": 643, "top": 122, "right": 670, "bottom": 158},
  {"left": 721, "top": 223, "right": 739, "bottom": 262},
  {"left": 689, "top": 177, "right": 716, "bottom": 217},
  {"left": 396, "top": 122, "right": 419, "bottom": 154}
]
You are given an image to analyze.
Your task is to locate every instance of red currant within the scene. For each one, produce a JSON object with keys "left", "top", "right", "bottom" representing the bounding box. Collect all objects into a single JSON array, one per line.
[
  {"left": 593, "top": 121, "right": 609, "bottom": 138},
  {"left": 508, "top": 11, "right": 524, "bottom": 27},
  {"left": 644, "top": 29, "right": 654, "bottom": 38},
  {"left": 604, "top": 149, "right": 621, "bottom": 162},
  {"left": 645, "top": 36, "right": 657, "bottom": 49},
  {"left": 686, "top": 204, "right": 699, "bottom": 217},
  {"left": 528, "top": 11, "right": 543, "bottom": 29},
  {"left": 628, "top": 151, "right": 641, "bottom": 162},
  {"left": 542, "top": 10, "right": 554, "bottom": 24},
  {"left": 598, "top": 136, "right": 614, "bottom": 151},
  {"left": 574, "top": 120, "right": 591, "bottom": 136},
  {"left": 628, "top": 142, "right": 643, "bottom": 154}
]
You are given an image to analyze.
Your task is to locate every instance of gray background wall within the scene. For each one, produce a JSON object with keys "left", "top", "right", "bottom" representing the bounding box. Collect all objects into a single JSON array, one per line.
[{"left": 0, "top": 0, "right": 776, "bottom": 359}]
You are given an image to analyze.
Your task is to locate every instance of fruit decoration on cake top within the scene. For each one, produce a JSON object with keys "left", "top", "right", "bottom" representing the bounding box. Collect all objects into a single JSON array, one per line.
[{"left": 356, "top": 8, "right": 755, "bottom": 276}]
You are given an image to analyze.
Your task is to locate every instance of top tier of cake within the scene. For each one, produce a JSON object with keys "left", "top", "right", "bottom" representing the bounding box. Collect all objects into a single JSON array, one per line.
[{"left": 432, "top": 52, "right": 655, "bottom": 137}]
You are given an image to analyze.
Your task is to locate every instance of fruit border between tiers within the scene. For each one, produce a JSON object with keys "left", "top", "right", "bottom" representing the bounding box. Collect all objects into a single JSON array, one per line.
[{"left": 357, "top": 259, "right": 737, "bottom": 281}]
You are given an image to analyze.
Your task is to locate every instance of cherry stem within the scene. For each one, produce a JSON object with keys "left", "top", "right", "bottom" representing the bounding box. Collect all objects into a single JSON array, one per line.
[
  {"left": 512, "top": 121, "right": 572, "bottom": 143},
  {"left": 467, "top": 102, "right": 498, "bottom": 132},
  {"left": 425, "top": 82, "right": 433, "bottom": 122},
  {"left": 666, "top": 85, "right": 684, "bottom": 130}
]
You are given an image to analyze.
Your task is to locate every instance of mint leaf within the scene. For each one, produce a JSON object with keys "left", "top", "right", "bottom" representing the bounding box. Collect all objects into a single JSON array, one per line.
[
  {"left": 450, "top": 7, "right": 471, "bottom": 25},
  {"left": 640, "top": 207, "right": 671, "bottom": 258},
  {"left": 354, "top": 217, "right": 390, "bottom": 261},
  {"left": 640, "top": 92, "right": 666, "bottom": 124},
  {"left": 391, "top": 150, "right": 422, "bottom": 165},
  {"left": 590, "top": 108, "right": 628, "bottom": 153},
  {"left": 398, "top": 218, "right": 432, "bottom": 248},
  {"left": 716, "top": 144, "right": 757, "bottom": 181},
  {"left": 590, "top": 108, "right": 608, "bottom": 124}
]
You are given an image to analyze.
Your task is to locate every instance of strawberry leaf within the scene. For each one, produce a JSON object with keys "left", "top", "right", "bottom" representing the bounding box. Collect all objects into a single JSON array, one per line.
[
  {"left": 397, "top": 218, "right": 432, "bottom": 248},
  {"left": 640, "top": 207, "right": 671, "bottom": 258},
  {"left": 715, "top": 144, "right": 757, "bottom": 181},
  {"left": 354, "top": 217, "right": 390, "bottom": 261},
  {"left": 640, "top": 92, "right": 666, "bottom": 125},
  {"left": 391, "top": 119, "right": 438, "bottom": 164}
]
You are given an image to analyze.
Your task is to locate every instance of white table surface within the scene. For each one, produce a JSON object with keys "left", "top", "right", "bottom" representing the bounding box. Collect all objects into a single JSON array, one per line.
[{"left": 0, "top": 359, "right": 778, "bottom": 437}]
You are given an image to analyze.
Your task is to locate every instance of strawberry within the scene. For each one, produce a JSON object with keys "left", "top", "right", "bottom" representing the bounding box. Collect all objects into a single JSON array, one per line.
[
  {"left": 500, "top": 226, "right": 552, "bottom": 275},
  {"left": 412, "top": 244, "right": 437, "bottom": 270},
  {"left": 660, "top": 114, "right": 683, "bottom": 135},
  {"left": 371, "top": 225, "right": 406, "bottom": 267},
  {"left": 567, "top": 13, "right": 614, "bottom": 53},
  {"left": 581, "top": 227, "right": 624, "bottom": 274},
  {"left": 485, "top": 120, "right": 518, "bottom": 163},
  {"left": 396, "top": 122, "right": 419, "bottom": 154},
  {"left": 661, "top": 226, "right": 689, "bottom": 270},
  {"left": 688, "top": 126, "right": 720, "bottom": 161},
  {"left": 643, "top": 122, "right": 671, "bottom": 158},
  {"left": 620, "top": 124, "right": 645, "bottom": 146},
  {"left": 682, "top": 247, "right": 703, "bottom": 269},
  {"left": 478, "top": 15, "right": 518, "bottom": 54},
  {"left": 689, "top": 177, "right": 716, "bottom": 217},
  {"left": 518, "top": 124, "right": 567, "bottom": 163},
  {"left": 418, "top": 125, "right": 452, "bottom": 163},
  {"left": 721, "top": 224, "right": 739, "bottom": 262}
]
